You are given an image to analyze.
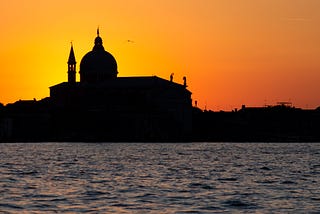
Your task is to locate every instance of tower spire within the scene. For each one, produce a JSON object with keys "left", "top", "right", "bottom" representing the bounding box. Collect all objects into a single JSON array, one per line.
[
  {"left": 68, "top": 42, "right": 76, "bottom": 64},
  {"left": 67, "top": 42, "right": 76, "bottom": 83},
  {"left": 97, "top": 27, "right": 100, "bottom": 37}
]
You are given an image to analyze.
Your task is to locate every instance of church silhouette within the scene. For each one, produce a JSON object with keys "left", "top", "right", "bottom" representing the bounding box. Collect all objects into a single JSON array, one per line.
[{"left": 48, "top": 29, "right": 192, "bottom": 141}]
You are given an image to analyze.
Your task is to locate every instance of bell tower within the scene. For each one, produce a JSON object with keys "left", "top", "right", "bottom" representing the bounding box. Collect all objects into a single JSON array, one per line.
[{"left": 67, "top": 43, "right": 76, "bottom": 83}]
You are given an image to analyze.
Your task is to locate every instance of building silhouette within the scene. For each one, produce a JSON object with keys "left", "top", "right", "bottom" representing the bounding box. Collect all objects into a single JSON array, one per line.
[
  {"left": 1, "top": 29, "right": 320, "bottom": 142},
  {"left": 49, "top": 29, "right": 192, "bottom": 141}
]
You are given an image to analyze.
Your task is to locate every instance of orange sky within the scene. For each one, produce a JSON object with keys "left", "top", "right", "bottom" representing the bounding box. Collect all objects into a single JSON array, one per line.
[{"left": 0, "top": 0, "right": 319, "bottom": 110}]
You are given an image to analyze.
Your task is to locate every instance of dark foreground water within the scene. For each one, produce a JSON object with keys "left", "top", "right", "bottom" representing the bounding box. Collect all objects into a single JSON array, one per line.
[{"left": 0, "top": 143, "right": 319, "bottom": 213}]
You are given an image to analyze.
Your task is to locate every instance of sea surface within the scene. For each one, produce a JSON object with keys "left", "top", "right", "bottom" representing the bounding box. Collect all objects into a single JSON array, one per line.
[{"left": 0, "top": 142, "right": 319, "bottom": 213}]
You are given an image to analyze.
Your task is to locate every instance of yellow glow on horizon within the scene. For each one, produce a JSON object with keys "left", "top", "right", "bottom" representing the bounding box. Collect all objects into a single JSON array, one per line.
[{"left": 1, "top": 0, "right": 320, "bottom": 110}]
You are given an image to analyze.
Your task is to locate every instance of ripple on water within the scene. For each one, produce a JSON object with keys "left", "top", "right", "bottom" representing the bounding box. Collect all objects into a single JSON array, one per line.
[
  {"left": 280, "top": 180, "right": 298, "bottom": 185},
  {"left": 84, "top": 190, "right": 107, "bottom": 196},
  {"left": 188, "top": 182, "right": 215, "bottom": 190},
  {"left": 217, "top": 177, "right": 238, "bottom": 182},
  {"left": 0, "top": 203, "right": 23, "bottom": 210},
  {"left": 260, "top": 166, "right": 272, "bottom": 171},
  {"left": 222, "top": 198, "right": 258, "bottom": 210},
  {"left": 17, "top": 170, "right": 39, "bottom": 176},
  {"left": 135, "top": 193, "right": 157, "bottom": 199},
  {"left": 255, "top": 179, "right": 278, "bottom": 184}
]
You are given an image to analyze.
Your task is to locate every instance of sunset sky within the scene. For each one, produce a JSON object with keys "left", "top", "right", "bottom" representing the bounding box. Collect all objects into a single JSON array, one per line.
[{"left": 1, "top": 0, "right": 319, "bottom": 110}]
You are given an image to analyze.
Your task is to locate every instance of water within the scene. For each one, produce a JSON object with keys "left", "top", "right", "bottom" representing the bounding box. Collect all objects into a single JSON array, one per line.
[{"left": 0, "top": 143, "right": 319, "bottom": 213}]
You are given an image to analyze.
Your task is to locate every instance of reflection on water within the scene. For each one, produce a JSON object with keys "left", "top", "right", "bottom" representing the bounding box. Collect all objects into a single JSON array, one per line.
[{"left": 0, "top": 143, "right": 320, "bottom": 213}]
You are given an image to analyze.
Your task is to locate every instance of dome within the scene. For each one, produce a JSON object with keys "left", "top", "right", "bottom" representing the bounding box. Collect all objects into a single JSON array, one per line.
[{"left": 80, "top": 30, "right": 118, "bottom": 83}]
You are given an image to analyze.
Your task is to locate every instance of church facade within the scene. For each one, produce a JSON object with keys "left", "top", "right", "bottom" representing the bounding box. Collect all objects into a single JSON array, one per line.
[{"left": 49, "top": 29, "right": 192, "bottom": 141}]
